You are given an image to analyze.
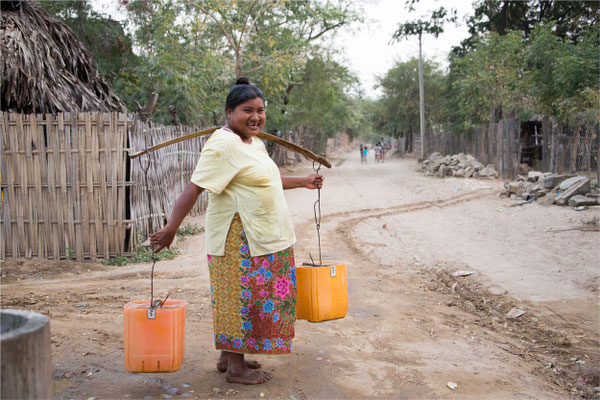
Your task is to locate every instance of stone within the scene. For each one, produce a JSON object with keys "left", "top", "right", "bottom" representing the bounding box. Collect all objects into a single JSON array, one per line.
[
  {"left": 539, "top": 193, "right": 557, "bottom": 206},
  {"left": 559, "top": 176, "right": 587, "bottom": 191},
  {"left": 471, "top": 160, "right": 484, "bottom": 171},
  {"left": 478, "top": 166, "right": 498, "bottom": 179},
  {"left": 464, "top": 168, "right": 474, "bottom": 178},
  {"left": 543, "top": 174, "right": 574, "bottom": 189},
  {"left": 455, "top": 169, "right": 465, "bottom": 178},
  {"left": 555, "top": 178, "right": 591, "bottom": 206},
  {"left": 438, "top": 164, "right": 447, "bottom": 178},
  {"left": 527, "top": 171, "right": 542, "bottom": 182},
  {"left": 508, "top": 181, "right": 522, "bottom": 194},
  {"left": 568, "top": 195, "right": 600, "bottom": 207},
  {"left": 516, "top": 182, "right": 534, "bottom": 198}
]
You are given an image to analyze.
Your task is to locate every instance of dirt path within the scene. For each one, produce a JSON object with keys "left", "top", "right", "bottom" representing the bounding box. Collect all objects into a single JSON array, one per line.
[{"left": 2, "top": 150, "right": 599, "bottom": 399}]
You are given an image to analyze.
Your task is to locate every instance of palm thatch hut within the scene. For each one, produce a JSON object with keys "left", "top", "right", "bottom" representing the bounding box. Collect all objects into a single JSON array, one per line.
[{"left": 0, "top": 0, "right": 126, "bottom": 113}]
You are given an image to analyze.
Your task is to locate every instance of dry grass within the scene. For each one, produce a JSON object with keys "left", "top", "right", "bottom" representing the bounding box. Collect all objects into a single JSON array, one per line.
[{"left": 0, "top": 0, "right": 126, "bottom": 113}]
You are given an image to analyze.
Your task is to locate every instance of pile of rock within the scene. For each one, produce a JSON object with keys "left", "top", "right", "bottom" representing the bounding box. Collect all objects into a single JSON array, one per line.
[
  {"left": 422, "top": 152, "right": 498, "bottom": 179},
  {"left": 501, "top": 172, "right": 599, "bottom": 207}
]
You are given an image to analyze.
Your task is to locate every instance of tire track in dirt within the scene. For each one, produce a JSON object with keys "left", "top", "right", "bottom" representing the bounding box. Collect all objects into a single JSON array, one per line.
[
  {"left": 330, "top": 189, "right": 494, "bottom": 258},
  {"left": 321, "top": 186, "right": 599, "bottom": 398}
]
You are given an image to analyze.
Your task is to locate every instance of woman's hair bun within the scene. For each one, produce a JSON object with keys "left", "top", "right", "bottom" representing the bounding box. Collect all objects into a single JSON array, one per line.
[{"left": 236, "top": 77, "right": 250, "bottom": 85}]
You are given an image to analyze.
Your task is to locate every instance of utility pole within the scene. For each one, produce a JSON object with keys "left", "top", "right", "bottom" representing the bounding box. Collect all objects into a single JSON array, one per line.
[
  {"left": 392, "top": 6, "right": 457, "bottom": 158},
  {"left": 418, "top": 32, "right": 425, "bottom": 159}
]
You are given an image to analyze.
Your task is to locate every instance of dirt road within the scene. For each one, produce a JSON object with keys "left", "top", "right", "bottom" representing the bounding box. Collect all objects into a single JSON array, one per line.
[{"left": 2, "top": 150, "right": 599, "bottom": 399}]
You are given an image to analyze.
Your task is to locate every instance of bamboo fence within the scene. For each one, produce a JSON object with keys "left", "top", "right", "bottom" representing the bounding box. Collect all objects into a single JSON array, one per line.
[
  {"left": 1, "top": 112, "right": 132, "bottom": 261},
  {"left": 128, "top": 120, "right": 209, "bottom": 244},
  {"left": 426, "top": 118, "right": 599, "bottom": 180},
  {"left": 426, "top": 117, "right": 522, "bottom": 179},
  {"left": 1, "top": 111, "right": 303, "bottom": 261}
]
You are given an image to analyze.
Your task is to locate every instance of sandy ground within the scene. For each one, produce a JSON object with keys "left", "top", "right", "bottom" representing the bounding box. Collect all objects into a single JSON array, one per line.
[{"left": 2, "top": 150, "right": 599, "bottom": 399}]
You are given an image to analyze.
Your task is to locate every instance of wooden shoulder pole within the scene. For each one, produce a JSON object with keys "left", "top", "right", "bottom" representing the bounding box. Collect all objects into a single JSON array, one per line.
[{"left": 129, "top": 127, "right": 331, "bottom": 168}]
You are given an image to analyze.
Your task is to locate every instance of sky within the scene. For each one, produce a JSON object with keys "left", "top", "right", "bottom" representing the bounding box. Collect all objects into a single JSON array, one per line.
[
  {"left": 91, "top": 0, "right": 476, "bottom": 99},
  {"left": 333, "top": 0, "right": 476, "bottom": 98}
]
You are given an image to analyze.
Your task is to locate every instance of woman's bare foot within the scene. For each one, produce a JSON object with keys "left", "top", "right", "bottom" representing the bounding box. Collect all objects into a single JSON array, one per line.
[
  {"left": 216, "top": 351, "right": 261, "bottom": 373},
  {"left": 225, "top": 352, "right": 271, "bottom": 385},
  {"left": 226, "top": 367, "right": 271, "bottom": 385}
]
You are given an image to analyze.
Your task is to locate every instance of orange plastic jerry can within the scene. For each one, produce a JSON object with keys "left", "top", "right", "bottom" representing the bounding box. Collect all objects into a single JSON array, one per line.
[
  {"left": 124, "top": 299, "right": 186, "bottom": 373},
  {"left": 296, "top": 262, "right": 348, "bottom": 322}
]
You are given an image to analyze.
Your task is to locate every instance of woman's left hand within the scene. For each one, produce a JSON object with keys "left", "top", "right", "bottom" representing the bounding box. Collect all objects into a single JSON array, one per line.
[{"left": 305, "top": 174, "right": 324, "bottom": 190}]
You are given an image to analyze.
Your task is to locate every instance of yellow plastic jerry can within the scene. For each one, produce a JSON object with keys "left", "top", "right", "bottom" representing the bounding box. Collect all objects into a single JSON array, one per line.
[{"left": 296, "top": 262, "right": 347, "bottom": 322}]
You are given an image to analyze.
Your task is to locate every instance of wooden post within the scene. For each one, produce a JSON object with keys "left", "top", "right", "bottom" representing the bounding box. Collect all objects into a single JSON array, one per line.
[
  {"left": 542, "top": 116, "right": 551, "bottom": 172},
  {"left": 570, "top": 124, "right": 580, "bottom": 174},
  {"left": 169, "top": 105, "right": 181, "bottom": 126},
  {"left": 136, "top": 93, "right": 158, "bottom": 124},
  {"left": 551, "top": 119, "right": 559, "bottom": 173}
]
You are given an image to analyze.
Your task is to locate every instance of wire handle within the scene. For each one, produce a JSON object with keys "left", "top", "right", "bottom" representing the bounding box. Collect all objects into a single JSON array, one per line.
[
  {"left": 312, "top": 161, "right": 323, "bottom": 266},
  {"left": 139, "top": 150, "right": 168, "bottom": 318}
]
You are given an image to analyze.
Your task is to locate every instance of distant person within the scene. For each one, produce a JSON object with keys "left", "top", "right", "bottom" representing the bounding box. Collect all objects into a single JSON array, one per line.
[
  {"left": 359, "top": 145, "right": 365, "bottom": 163},
  {"left": 362, "top": 145, "right": 368, "bottom": 164},
  {"left": 375, "top": 143, "right": 383, "bottom": 163}
]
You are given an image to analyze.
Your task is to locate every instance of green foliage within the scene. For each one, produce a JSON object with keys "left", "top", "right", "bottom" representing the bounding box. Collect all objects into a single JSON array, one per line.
[
  {"left": 375, "top": 1, "right": 599, "bottom": 142},
  {"left": 455, "top": 0, "right": 600, "bottom": 55},
  {"left": 392, "top": 6, "right": 457, "bottom": 41},
  {"left": 273, "top": 53, "right": 359, "bottom": 152},
  {"left": 524, "top": 22, "right": 600, "bottom": 125},
  {"left": 345, "top": 98, "right": 379, "bottom": 142},
  {"left": 375, "top": 58, "right": 445, "bottom": 137},
  {"left": 102, "top": 231, "right": 176, "bottom": 266},
  {"left": 177, "top": 224, "right": 205, "bottom": 238},
  {"left": 448, "top": 31, "right": 527, "bottom": 128},
  {"left": 65, "top": 247, "right": 75, "bottom": 261},
  {"left": 39, "top": 0, "right": 139, "bottom": 98},
  {"left": 41, "top": 0, "right": 362, "bottom": 143}
]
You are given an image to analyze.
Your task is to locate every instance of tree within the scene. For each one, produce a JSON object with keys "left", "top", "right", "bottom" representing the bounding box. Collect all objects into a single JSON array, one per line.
[
  {"left": 375, "top": 58, "right": 445, "bottom": 152},
  {"left": 525, "top": 22, "right": 600, "bottom": 172},
  {"left": 120, "top": 0, "right": 360, "bottom": 129},
  {"left": 447, "top": 31, "right": 527, "bottom": 130},
  {"left": 453, "top": 0, "right": 599, "bottom": 55},
  {"left": 277, "top": 53, "right": 359, "bottom": 153},
  {"left": 39, "top": 0, "right": 138, "bottom": 95},
  {"left": 186, "top": 0, "right": 361, "bottom": 118}
]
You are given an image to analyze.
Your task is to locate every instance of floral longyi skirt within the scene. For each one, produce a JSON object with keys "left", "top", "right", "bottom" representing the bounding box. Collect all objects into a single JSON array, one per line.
[{"left": 207, "top": 214, "right": 296, "bottom": 354}]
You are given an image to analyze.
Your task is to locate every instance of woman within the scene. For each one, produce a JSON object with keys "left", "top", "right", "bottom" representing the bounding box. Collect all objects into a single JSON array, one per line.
[{"left": 150, "top": 77, "right": 324, "bottom": 385}]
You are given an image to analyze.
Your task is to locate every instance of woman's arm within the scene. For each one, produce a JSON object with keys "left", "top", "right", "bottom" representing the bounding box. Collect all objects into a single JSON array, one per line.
[
  {"left": 281, "top": 174, "right": 324, "bottom": 190},
  {"left": 150, "top": 182, "right": 204, "bottom": 252}
]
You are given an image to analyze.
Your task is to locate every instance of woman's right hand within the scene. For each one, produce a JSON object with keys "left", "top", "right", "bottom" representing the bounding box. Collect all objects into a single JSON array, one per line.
[{"left": 150, "top": 227, "right": 176, "bottom": 253}]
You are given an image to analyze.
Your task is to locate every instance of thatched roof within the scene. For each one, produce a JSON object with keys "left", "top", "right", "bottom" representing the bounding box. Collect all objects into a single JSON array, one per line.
[{"left": 0, "top": 0, "right": 126, "bottom": 113}]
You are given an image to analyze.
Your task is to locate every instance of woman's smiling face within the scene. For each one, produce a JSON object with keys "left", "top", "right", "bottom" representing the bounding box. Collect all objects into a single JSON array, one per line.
[{"left": 226, "top": 97, "right": 266, "bottom": 143}]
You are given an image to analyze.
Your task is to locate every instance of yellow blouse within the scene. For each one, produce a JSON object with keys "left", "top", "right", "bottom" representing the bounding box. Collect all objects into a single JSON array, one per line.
[{"left": 191, "top": 128, "right": 296, "bottom": 256}]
